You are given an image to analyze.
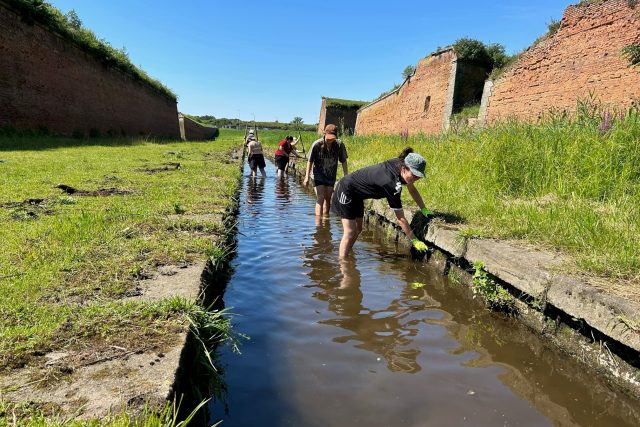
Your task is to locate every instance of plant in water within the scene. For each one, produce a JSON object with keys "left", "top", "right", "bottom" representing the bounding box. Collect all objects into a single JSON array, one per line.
[{"left": 471, "top": 262, "right": 515, "bottom": 311}]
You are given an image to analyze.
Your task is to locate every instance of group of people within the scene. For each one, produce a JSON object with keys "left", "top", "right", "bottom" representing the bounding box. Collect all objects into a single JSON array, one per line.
[{"left": 246, "top": 124, "right": 431, "bottom": 258}]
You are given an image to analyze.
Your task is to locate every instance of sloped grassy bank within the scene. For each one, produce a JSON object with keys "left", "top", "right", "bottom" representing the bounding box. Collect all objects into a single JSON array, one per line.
[
  {"left": 346, "top": 105, "right": 640, "bottom": 292},
  {"left": 0, "top": 130, "right": 245, "bottom": 424}
]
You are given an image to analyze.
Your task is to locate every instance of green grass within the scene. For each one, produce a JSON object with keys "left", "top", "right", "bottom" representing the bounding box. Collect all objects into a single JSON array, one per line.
[
  {"left": 0, "top": 397, "right": 210, "bottom": 427},
  {"left": 344, "top": 103, "right": 640, "bottom": 281},
  {"left": 0, "top": 131, "right": 243, "bottom": 368}
]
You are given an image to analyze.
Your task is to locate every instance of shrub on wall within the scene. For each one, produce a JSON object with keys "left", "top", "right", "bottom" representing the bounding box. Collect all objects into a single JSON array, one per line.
[
  {"left": 4, "top": 0, "right": 176, "bottom": 100},
  {"left": 622, "top": 44, "right": 640, "bottom": 67}
]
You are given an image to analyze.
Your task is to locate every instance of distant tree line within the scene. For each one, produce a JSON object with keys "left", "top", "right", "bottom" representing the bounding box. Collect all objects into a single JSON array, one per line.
[{"left": 187, "top": 115, "right": 317, "bottom": 131}]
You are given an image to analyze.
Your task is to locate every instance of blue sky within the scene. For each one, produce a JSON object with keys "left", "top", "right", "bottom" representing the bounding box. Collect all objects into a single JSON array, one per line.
[{"left": 49, "top": 0, "right": 568, "bottom": 124}]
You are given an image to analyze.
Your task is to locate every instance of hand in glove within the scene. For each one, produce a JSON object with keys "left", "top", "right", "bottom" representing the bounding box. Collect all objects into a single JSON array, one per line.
[
  {"left": 411, "top": 238, "right": 428, "bottom": 252},
  {"left": 420, "top": 207, "right": 433, "bottom": 217}
]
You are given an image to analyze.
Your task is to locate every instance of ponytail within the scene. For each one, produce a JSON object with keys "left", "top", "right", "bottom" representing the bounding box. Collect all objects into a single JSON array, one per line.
[{"left": 398, "top": 147, "right": 414, "bottom": 161}]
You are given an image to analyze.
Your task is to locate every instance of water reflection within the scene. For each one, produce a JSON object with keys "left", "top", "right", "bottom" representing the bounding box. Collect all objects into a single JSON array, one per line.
[
  {"left": 245, "top": 176, "right": 265, "bottom": 214},
  {"left": 274, "top": 176, "right": 290, "bottom": 205},
  {"left": 304, "top": 221, "right": 421, "bottom": 373}
]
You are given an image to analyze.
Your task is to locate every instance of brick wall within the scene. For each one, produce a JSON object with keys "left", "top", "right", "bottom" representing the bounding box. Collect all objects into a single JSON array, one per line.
[
  {"left": 355, "top": 50, "right": 457, "bottom": 136},
  {"left": 179, "top": 114, "right": 218, "bottom": 141},
  {"left": 318, "top": 97, "right": 362, "bottom": 135},
  {"left": 0, "top": 2, "right": 180, "bottom": 138},
  {"left": 481, "top": 0, "right": 640, "bottom": 125}
]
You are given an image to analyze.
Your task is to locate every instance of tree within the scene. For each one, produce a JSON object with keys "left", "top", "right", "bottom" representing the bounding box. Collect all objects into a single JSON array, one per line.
[
  {"left": 65, "top": 10, "right": 82, "bottom": 30},
  {"left": 290, "top": 117, "right": 304, "bottom": 127},
  {"left": 402, "top": 65, "right": 416, "bottom": 80}
]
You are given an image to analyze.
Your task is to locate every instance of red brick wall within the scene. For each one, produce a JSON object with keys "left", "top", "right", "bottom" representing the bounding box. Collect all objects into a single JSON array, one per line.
[
  {"left": 355, "top": 50, "right": 456, "bottom": 136},
  {"left": 0, "top": 2, "right": 180, "bottom": 138},
  {"left": 483, "top": 0, "right": 640, "bottom": 125}
]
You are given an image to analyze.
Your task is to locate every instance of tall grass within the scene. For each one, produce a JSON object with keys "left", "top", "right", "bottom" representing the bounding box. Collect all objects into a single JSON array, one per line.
[{"left": 344, "top": 102, "right": 640, "bottom": 280}]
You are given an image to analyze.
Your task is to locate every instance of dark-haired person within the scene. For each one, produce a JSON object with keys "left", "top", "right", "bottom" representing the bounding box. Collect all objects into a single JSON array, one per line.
[
  {"left": 303, "top": 124, "right": 348, "bottom": 217},
  {"left": 331, "top": 147, "right": 431, "bottom": 258},
  {"left": 247, "top": 135, "right": 267, "bottom": 178},
  {"left": 274, "top": 135, "right": 298, "bottom": 178}
]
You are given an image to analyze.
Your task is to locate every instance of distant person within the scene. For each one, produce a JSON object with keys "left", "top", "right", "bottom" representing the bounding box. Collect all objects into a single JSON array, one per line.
[
  {"left": 245, "top": 129, "right": 255, "bottom": 146},
  {"left": 303, "top": 124, "right": 348, "bottom": 217},
  {"left": 274, "top": 135, "right": 299, "bottom": 178},
  {"left": 247, "top": 135, "right": 267, "bottom": 178},
  {"left": 331, "top": 147, "right": 431, "bottom": 258}
]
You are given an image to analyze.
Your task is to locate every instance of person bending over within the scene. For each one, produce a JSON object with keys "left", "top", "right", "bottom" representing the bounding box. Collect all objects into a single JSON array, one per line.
[
  {"left": 331, "top": 147, "right": 430, "bottom": 258},
  {"left": 274, "top": 135, "right": 298, "bottom": 178},
  {"left": 304, "top": 124, "right": 348, "bottom": 217}
]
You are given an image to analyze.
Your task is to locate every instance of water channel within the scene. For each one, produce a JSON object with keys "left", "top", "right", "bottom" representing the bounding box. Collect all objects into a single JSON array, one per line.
[{"left": 207, "top": 161, "right": 639, "bottom": 426}]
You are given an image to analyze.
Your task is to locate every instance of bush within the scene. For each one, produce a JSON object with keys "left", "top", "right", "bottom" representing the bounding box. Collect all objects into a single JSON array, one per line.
[{"left": 622, "top": 44, "right": 640, "bottom": 67}]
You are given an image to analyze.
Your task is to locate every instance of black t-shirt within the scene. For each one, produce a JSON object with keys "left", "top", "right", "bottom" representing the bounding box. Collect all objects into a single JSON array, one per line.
[
  {"left": 340, "top": 158, "right": 405, "bottom": 210},
  {"left": 308, "top": 138, "right": 348, "bottom": 183}
]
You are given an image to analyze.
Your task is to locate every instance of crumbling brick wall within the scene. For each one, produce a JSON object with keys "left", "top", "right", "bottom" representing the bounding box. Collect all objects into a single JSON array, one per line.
[
  {"left": 355, "top": 50, "right": 457, "bottom": 136},
  {"left": 0, "top": 2, "right": 180, "bottom": 138},
  {"left": 481, "top": 0, "right": 640, "bottom": 125}
]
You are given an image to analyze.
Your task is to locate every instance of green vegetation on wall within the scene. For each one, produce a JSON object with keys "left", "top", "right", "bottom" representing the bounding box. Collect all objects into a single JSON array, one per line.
[
  {"left": 4, "top": 0, "right": 176, "bottom": 100},
  {"left": 324, "top": 97, "right": 368, "bottom": 110},
  {"left": 622, "top": 44, "right": 640, "bottom": 67}
]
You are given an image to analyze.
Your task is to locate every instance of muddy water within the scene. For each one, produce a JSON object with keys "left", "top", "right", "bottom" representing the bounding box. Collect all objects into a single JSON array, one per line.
[{"left": 208, "top": 161, "right": 639, "bottom": 427}]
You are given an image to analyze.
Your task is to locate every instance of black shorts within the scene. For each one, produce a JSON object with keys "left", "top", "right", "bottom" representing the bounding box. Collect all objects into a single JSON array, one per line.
[
  {"left": 274, "top": 155, "right": 289, "bottom": 171},
  {"left": 331, "top": 182, "right": 365, "bottom": 220},
  {"left": 249, "top": 154, "right": 265, "bottom": 170},
  {"left": 314, "top": 177, "right": 335, "bottom": 187}
]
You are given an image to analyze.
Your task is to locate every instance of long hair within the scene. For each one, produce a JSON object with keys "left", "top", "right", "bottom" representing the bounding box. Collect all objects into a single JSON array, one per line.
[{"left": 398, "top": 147, "right": 413, "bottom": 161}]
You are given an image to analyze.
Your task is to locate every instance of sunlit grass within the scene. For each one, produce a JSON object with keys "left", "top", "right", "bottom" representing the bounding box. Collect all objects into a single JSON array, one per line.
[
  {"left": 0, "top": 132, "right": 242, "bottom": 367},
  {"left": 343, "top": 105, "right": 640, "bottom": 280}
]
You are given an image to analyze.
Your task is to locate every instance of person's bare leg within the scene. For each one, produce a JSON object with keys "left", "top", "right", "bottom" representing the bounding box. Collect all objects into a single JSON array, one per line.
[
  {"left": 322, "top": 186, "right": 333, "bottom": 217},
  {"left": 339, "top": 218, "right": 359, "bottom": 258},
  {"left": 314, "top": 186, "right": 326, "bottom": 216},
  {"left": 259, "top": 166, "right": 266, "bottom": 177}
]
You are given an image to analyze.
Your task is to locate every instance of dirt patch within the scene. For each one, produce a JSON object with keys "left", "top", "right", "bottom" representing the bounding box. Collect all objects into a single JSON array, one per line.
[
  {"left": 0, "top": 198, "right": 55, "bottom": 219},
  {"left": 140, "top": 162, "right": 182, "bottom": 174},
  {"left": 55, "top": 184, "right": 133, "bottom": 196}
]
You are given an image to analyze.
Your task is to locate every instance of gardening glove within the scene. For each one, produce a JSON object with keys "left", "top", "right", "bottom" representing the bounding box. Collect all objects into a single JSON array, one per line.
[
  {"left": 411, "top": 238, "right": 428, "bottom": 252},
  {"left": 420, "top": 207, "right": 433, "bottom": 217}
]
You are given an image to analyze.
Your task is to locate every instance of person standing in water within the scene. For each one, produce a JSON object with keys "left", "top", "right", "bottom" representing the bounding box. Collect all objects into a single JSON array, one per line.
[
  {"left": 331, "top": 147, "right": 431, "bottom": 258},
  {"left": 274, "top": 136, "right": 299, "bottom": 178},
  {"left": 303, "top": 124, "right": 348, "bottom": 217},
  {"left": 246, "top": 135, "right": 267, "bottom": 178}
]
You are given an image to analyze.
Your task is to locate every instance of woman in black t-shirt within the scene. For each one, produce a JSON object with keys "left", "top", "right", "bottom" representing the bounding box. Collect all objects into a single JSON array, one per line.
[{"left": 331, "top": 147, "right": 431, "bottom": 258}]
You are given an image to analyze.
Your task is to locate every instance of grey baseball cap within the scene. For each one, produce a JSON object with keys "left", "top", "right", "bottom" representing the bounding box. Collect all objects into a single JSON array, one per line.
[{"left": 404, "top": 152, "right": 426, "bottom": 177}]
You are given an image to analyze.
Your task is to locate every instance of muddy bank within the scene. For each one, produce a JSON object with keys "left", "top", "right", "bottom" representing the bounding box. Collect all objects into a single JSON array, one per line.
[{"left": 281, "top": 156, "right": 640, "bottom": 399}]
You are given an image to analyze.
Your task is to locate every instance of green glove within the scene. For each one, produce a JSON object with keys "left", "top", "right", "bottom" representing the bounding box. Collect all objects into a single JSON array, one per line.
[
  {"left": 411, "top": 238, "right": 428, "bottom": 252},
  {"left": 420, "top": 207, "right": 433, "bottom": 217}
]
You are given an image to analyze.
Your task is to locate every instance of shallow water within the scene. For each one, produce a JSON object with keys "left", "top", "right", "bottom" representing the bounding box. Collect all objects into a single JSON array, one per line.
[{"left": 207, "top": 161, "right": 639, "bottom": 427}]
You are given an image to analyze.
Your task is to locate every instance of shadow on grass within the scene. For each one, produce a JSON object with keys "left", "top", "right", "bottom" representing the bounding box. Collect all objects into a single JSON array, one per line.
[{"left": 0, "top": 135, "right": 198, "bottom": 152}]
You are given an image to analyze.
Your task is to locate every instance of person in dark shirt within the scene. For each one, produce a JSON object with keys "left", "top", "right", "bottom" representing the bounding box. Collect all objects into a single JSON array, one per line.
[
  {"left": 331, "top": 147, "right": 431, "bottom": 258},
  {"left": 303, "top": 124, "right": 348, "bottom": 217}
]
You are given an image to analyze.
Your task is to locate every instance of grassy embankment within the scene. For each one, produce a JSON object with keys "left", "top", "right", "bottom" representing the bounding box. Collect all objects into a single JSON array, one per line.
[
  {"left": 343, "top": 104, "right": 640, "bottom": 288},
  {"left": 0, "top": 130, "right": 245, "bottom": 422}
]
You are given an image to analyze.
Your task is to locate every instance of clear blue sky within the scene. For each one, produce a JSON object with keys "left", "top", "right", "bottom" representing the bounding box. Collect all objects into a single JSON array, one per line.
[{"left": 49, "top": 0, "right": 568, "bottom": 124}]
